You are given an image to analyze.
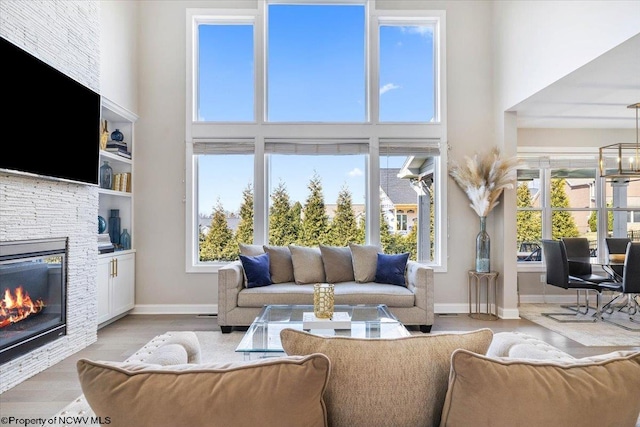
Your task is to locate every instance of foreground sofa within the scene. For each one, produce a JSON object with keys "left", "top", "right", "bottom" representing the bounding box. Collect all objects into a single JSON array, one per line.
[
  {"left": 68, "top": 330, "right": 640, "bottom": 427},
  {"left": 218, "top": 243, "right": 434, "bottom": 333}
]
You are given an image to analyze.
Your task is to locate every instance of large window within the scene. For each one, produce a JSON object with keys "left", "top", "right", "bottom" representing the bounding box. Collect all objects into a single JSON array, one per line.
[
  {"left": 186, "top": 3, "right": 446, "bottom": 271},
  {"left": 516, "top": 154, "right": 640, "bottom": 266}
]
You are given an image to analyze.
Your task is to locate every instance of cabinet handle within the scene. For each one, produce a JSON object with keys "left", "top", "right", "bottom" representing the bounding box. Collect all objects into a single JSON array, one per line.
[
  {"left": 110, "top": 259, "right": 115, "bottom": 278},
  {"left": 114, "top": 258, "right": 118, "bottom": 277}
]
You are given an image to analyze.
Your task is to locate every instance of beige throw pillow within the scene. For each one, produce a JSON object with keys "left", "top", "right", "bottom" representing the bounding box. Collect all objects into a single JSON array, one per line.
[
  {"left": 440, "top": 349, "right": 640, "bottom": 427},
  {"left": 280, "top": 328, "right": 494, "bottom": 427},
  {"left": 78, "top": 354, "right": 331, "bottom": 427},
  {"left": 238, "top": 243, "right": 265, "bottom": 256},
  {"left": 319, "top": 245, "right": 355, "bottom": 283},
  {"left": 348, "top": 243, "right": 380, "bottom": 283},
  {"left": 289, "top": 245, "right": 326, "bottom": 284},
  {"left": 263, "top": 245, "right": 295, "bottom": 283}
]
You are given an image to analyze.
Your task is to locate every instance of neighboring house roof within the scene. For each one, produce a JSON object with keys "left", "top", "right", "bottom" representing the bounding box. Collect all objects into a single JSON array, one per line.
[{"left": 380, "top": 168, "right": 417, "bottom": 205}]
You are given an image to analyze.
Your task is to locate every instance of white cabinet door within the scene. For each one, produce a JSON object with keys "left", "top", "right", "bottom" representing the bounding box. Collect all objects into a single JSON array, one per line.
[
  {"left": 97, "top": 251, "right": 135, "bottom": 327},
  {"left": 111, "top": 252, "right": 135, "bottom": 316},
  {"left": 97, "top": 257, "right": 112, "bottom": 324}
]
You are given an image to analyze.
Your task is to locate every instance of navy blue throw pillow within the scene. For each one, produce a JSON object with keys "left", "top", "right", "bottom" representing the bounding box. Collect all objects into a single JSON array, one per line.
[
  {"left": 374, "top": 252, "right": 410, "bottom": 286},
  {"left": 239, "top": 252, "right": 272, "bottom": 288}
]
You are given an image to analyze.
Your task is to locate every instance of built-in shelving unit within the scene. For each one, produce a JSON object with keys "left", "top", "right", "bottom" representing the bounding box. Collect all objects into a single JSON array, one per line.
[{"left": 97, "top": 98, "right": 138, "bottom": 327}]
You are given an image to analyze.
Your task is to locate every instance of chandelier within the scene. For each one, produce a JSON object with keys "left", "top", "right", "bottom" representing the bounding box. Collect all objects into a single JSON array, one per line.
[{"left": 599, "top": 103, "right": 640, "bottom": 179}]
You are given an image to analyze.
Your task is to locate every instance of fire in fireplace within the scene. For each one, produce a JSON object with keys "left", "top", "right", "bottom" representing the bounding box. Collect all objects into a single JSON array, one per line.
[{"left": 0, "top": 238, "right": 67, "bottom": 363}]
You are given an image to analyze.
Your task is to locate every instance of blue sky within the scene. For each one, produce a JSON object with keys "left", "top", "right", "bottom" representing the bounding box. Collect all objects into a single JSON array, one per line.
[{"left": 197, "top": 4, "right": 434, "bottom": 215}]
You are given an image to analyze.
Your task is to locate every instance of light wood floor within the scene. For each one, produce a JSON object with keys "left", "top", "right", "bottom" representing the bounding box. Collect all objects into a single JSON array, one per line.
[{"left": 1, "top": 313, "right": 638, "bottom": 423}]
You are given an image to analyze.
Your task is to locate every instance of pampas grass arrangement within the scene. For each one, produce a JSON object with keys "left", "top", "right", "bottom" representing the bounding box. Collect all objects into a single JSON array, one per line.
[{"left": 449, "top": 147, "right": 519, "bottom": 217}]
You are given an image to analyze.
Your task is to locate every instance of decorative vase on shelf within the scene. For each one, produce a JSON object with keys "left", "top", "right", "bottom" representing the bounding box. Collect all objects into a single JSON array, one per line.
[
  {"left": 109, "top": 209, "right": 121, "bottom": 246},
  {"left": 476, "top": 216, "right": 490, "bottom": 273},
  {"left": 111, "top": 129, "right": 124, "bottom": 142},
  {"left": 99, "top": 161, "right": 113, "bottom": 189},
  {"left": 120, "top": 229, "right": 131, "bottom": 250}
]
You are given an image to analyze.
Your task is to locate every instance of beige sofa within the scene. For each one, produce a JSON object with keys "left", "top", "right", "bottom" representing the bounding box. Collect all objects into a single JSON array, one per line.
[
  {"left": 217, "top": 243, "right": 435, "bottom": 333},
  {"left": 70, "top": 330, "right": 640, "bottom": 427}
]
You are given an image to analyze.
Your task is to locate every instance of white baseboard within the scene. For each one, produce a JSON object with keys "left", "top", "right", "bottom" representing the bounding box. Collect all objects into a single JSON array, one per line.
[
  {"left": 131, "top": 304, "right": 218, "bottom": 315},
  {"left": 519, "top": 295, "right": 592, "bottom": 304}
]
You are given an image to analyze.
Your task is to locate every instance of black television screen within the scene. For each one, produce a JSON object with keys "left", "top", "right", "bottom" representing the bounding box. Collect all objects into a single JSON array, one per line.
[{"left": 0, "top": 36, "right": 100, "bottom": 186}]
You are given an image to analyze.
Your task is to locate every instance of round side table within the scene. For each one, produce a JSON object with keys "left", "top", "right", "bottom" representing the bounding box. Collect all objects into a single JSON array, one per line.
[{"left": 468, "top": 270, "right": 499, "bottom": 321}]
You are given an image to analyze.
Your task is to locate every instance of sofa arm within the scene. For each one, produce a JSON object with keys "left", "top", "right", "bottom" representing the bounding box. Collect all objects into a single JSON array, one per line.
[
  {"left": 406, "top": 260, "right": 434, "bottom": 324},
  {"left": 217, "top": 261, "right": 245, "bottom": 327}
]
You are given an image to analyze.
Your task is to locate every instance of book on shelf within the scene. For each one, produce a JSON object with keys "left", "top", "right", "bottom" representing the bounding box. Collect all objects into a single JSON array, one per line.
[
  {"left": 302, "top": 312, "right": 351, "bottom": 330},
  {"left": 106, "top": 141, "right": 128, "bottom": 149},
  {"left": 111, "top": 173, "right": 132, "bottom": 192}
]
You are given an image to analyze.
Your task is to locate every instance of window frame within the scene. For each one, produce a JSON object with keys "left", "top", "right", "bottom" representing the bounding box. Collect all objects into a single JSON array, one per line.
[
  {"left": 185, "top": 3, "right": 447, "bottom": 273},
  {"left": 516, "top": 148, "right": 607, "bottom": 272}
]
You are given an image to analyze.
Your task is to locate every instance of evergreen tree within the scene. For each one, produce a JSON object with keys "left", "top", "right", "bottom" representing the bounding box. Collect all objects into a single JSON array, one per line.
[
  {"left": 380, "top": 208, "right": 394, "bottom": 253},
  {"left": 354, "top": 215, "right": 366, "bottom": 244},
  {"left": 588, "top": 202, "right": 613, "bottom": 232},
  {"left": 269, "top": 181, "right": 297, "bottom": 246},
  {"left": 328, "top": 185, "right": 358, "bottom": 246},
  {"left": 404, "top": 221, "right": 418, "bottom": 261},
  {"left": 235, "top": 183, "right": 254, "bottom": 246},
  {"left": 551, "top": 178, "right": 580, "bottom": 239},
  {"left": 201, "top": 199, "right": 235, "bottom": 261},
  {"left": 290, "top": 201, "right": 303, "bottom": 244},
  {"left": 301, "top": 172, "right": 329, "bottom": 246},
  {"left": 516, "top": 182, "right": 542, "bottom": 246}
]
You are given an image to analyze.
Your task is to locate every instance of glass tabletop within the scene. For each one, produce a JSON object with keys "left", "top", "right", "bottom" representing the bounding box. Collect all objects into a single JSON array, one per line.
[{"left": 236, "top": 304, "right": 410, "bottom": 354}]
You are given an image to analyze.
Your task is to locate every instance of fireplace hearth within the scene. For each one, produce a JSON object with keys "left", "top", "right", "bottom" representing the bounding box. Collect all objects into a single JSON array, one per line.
[{"left": 0, "top": 238, "right": 67, "bottom": 363}]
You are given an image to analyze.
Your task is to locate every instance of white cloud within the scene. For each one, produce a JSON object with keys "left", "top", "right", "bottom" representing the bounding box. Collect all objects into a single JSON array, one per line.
[
  {"left": 348, "top": 168, "right": 363, "bottom": 177},
  {"left": 400, "top": 26, "right": 433, "bottom": 38},
  {"left": 380, "top": 83, "right": 400, "bottom": 95}
]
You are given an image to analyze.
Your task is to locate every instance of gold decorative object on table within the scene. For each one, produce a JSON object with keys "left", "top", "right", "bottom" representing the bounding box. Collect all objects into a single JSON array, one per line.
[{"left": 313, "top": 283, "right": 335, "bottom": 319}]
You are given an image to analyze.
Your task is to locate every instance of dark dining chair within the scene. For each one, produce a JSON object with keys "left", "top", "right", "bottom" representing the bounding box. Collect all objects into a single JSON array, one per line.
[
  {"left": 561, "top": 237, "right": 609, "bottom": 283},
  {"left": 541, "top": 239, "right": 620, "bottom": 322},
  {"left": 605, "top": 237, "right": 631, "bottom": 279},
  {"left": 601, "top": 242, "right": 640, "bottom": 329}
]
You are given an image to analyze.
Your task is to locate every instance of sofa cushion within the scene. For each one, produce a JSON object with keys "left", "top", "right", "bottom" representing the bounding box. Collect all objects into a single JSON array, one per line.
[
  {"left": 263, "top": 245, "right": 295, "bottom": 284},
  {"left": 374, "top": 252, "right": 409, "bottom": 286},
  {"left": 349, "top": 243, "right": 380, "bottom": 283},
  {"left": 239, "top": 253, "right": 272, "bottom": 288},
  {"left": 440, "top": 349, "right": 640, "bottom": 427},
  {"left": 289, "top": 245, "right": 326, "bottom": 284},
  {"left": 78, "top": 354, "right": 331, "bottom": 427},
  {"left": 237, "top": 282, "right": 415, "bottom": 308},
  {"left": 280, "top": 328, "right": 493, "bottom": 427},
  {"left": 320, "top": 245, "right": 355, "bottom": 283},
  {"left": 239, "top": 243, "right": 265, "bottom": 256}
]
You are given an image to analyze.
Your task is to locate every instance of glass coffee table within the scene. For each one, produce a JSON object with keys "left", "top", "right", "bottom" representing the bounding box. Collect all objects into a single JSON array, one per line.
[{"left": 236, "top": 304, "right": 410, "bottom": 359}]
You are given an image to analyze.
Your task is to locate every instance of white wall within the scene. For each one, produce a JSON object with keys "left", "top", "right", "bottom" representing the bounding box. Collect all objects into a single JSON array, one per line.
[
  {"left": 130, "top": 0, "right": 495, "bottom": 314},
  {"left": 126, "top": 0, "right": 639, "bottom": 316},
  {"left": 100, "top": 1, "right": 139, "bottom": 113},
  {"left": 492, "top": 0, "right": 640, "bottom": 317}
]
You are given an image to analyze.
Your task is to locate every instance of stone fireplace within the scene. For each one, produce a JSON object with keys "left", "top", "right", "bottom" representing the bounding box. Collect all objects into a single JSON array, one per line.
[
  {"left": 0, "top": 238, "right": 68, "bottom": 364},
  {"left": 0, "top": 174, "right": 99, "bottom": 392},
  {"left": 0, "top": 1, "right": 100, "bottom": 392}
]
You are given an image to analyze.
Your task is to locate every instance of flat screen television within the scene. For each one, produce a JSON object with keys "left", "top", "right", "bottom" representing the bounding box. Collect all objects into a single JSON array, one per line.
[{"left": 0, "top": 36, "right": 101, "bottom": 186}]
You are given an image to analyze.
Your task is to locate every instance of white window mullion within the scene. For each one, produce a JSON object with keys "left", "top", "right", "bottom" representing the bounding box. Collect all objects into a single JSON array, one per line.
[
  {"left": 255, "top": 135, "right": 267, "bottom": 244},
  {"left": 369, "top": 136, "right": 380, "bottom": 246}
]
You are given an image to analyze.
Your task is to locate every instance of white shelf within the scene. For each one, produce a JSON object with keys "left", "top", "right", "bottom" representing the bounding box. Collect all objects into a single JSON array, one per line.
[
  {"left": 100, "top": 150, "right": 132, "bottom": 165},
  {"left": 98, "top": 188, "right": 132, "bottom": 197}
]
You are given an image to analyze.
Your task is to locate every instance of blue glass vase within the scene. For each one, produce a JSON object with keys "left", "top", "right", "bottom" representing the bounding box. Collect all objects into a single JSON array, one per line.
[
  {"left": 111, "top": 129, "right": 124, "bottom": 142},
  {"left": 475, "top": 216, "right": 490, "bottom": 272},
  {"left": 120, "top": 229, "right": 131, "bottom": 250},
  {"left": 99, "top": 161, "right": 113, "bottom": 189},
  {"left": 109, "top": 209, "right": 121, "bottom": 246}
]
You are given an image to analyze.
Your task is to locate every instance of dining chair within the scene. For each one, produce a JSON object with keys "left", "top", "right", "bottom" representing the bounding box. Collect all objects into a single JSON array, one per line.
[
  {"left": 601, "top": 242, "right": 640, "bottom": 330},
  {"left": 604, "top": 237, "right": 631, "bottom": 279},
  {"left": 541, "top": 240, "right": 620, "bottom": 322},
  {"left": 561, "top": 237, "right": 609, "bottom": 283}
]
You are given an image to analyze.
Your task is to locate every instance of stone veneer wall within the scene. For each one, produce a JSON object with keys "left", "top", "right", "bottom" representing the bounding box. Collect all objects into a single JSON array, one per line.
[{"left": 0, "top": 0, "right": 100, "bottom": 392}]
